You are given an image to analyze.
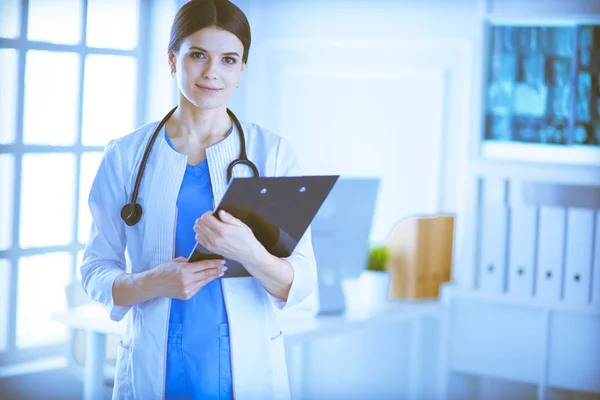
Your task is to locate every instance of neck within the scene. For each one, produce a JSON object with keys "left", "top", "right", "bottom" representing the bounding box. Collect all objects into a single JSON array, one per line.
[{"left": 167, "top": 98, "right": 232, "bottom": 145}]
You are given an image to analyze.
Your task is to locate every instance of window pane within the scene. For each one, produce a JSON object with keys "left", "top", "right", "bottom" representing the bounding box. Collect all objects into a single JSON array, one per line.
[
  {"left": 23, "top": 51, "right": 80, "bottom": 146},
  {"left": 0, "top": 49, "right": 18, "bottom": 145},
  {"left": 0, "top": 259, "right": 10, "bottom": 352},
  {"left": 17, "top": 252, "right": 71, "bottom": 348},
  {"left": 0, "top": 0, "right": 20, "bottom": 39},
  {"left": 87, "top": 0, "right": 139, "bottom": 50},
  {"left": 77, "top": 152, "right": 103, "bottom": 244},
  {"left": 0, "top": 155, "right": 14, "bottom": 250},
  {"left": 76, "top": 250, "right": 83, "bottom": 281},
  {"left": 20, "top": 154, "right": 76, "bottom": 248},
  {"left": 82, "top": 55, "right": 137, "bottom": 146},
  {"left": 27, "top": 0, "right": 82, "bottom": 45}
]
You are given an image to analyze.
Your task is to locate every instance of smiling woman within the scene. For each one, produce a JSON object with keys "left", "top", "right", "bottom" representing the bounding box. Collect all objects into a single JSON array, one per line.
[{"left": 79, "top": 0, "right": 316, "bottom": 399}]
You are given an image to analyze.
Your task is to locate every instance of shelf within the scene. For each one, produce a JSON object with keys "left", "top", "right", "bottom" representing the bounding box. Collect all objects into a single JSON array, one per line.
[
  {"left": 481, "top": 141, "right": 600, "bottom": 166},
  {"left": 468, "top": 159, "right": 600, "bottom": 186},
  {"left": 440, "top": 284, "right": 600, "bottom": 316}
]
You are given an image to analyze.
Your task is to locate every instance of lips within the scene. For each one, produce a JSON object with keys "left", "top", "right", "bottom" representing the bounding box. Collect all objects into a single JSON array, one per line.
[{"left": 196, "top": 84, "right": 223, "bottom": 93}]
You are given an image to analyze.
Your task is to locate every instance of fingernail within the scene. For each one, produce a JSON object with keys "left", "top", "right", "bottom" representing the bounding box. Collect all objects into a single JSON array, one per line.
[
  {"left": 222, "top": 266, "right": 228, "bottom": 272},
  {"left": 220, "top": 259, "right": 226, "bottom": 265},
  {"left": 218, "top": 272, "right": 225, "bottom": 277}
]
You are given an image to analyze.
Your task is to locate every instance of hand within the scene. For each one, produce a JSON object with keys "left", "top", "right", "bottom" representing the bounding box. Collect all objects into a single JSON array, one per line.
[
  {"left": 193, "top": 210, "right": 266, "bottom": 265},
  {"left": 149, "top": 257, "right": 226, "bottom": 300}
]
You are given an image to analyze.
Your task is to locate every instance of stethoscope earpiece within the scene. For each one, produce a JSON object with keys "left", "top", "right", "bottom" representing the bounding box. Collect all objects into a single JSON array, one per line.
[{"left": 121, "top": 203, "right": 143, "bottom": 226}]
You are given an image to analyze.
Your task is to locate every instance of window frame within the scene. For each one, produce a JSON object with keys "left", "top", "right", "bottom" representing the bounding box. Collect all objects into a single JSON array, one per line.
[{"left": 0, "top": 0, "right": 151, "bottom": 366}]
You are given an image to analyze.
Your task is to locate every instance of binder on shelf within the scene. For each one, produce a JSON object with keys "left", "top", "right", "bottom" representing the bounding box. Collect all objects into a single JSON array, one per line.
[
  {"left": 535, "top": 206, "right": 566, "bottom": 302},
  {"left": 592, "top": 211, "right": 600, "bottom": 306},
  {"left": 563, "top": 208, "right": 594, "bottom": 305},
  {"left": 507, "top": 205, "right": 537, "bottom": 298},
  {"left": 477, "top": 177, "right": 508, "bottom": 294}
]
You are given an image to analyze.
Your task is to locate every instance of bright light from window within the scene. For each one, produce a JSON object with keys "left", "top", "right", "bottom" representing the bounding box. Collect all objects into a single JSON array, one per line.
[
  {"left": 20, "top": 154, "right": 76, "bottom": 248},
  {"left": 87, "top": 0, "right": 139, "bottom": 50},
  {"left": 0, "top": 155, "right": 14, "bottom": 251},
  {"left": 0, "top": 259, "right": 10, "bottom": 352},
  {"left": 82, "top": 55, "right": 137, "bottom": 146},
  {"left": 0, "top": 49, "right": 18, "bottom": 145},
  {"left": 17, "top": 252, "right": 71, "bottom": 348},
  {"left": 0, "top": 0, "right": 21, "bottom": 39},
  {"left": 23, "top": 51, "right": 80, "bottom": 146},
  {"left": 76, "top": 250, "right": 84, "bottom": 281},
  {"left": 78, "top": 152, "right": 103, "bottom": 244},
  {"left": 27, "top": 0, "right": 82, "bottom": 45}
]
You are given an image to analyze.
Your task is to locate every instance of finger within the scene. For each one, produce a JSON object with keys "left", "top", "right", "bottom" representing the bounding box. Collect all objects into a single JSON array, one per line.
[
  {"left": 191, "top": 266, "right": 225, "bottom": 284},
  {"left": 187, "top": 259, "right": 226, "bottom": 273},
  {"left": 188, "top": 269, "right": 223, "bottom": 296},
  {"left": 199, "top": 211, "right": 223, "bottom": 231},
  {"left": 193, "top": 218, "right": 219, "bottom": 238},
  {"left": 218, "top": 210, "right": 244, "bottom": 226},
  {"left": 194, "top": 229, "right": 217, "bottom": 252}
]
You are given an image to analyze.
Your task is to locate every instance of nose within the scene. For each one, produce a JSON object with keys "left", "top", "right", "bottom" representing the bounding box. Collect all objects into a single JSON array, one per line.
[{"left": 203, "top": 59, "right": 219, "bottom": 80}]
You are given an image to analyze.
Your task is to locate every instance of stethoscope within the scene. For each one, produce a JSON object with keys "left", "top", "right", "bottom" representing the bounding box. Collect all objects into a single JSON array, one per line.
[{"left": 120, "top": 106, "right": 259, "bottom": 226}]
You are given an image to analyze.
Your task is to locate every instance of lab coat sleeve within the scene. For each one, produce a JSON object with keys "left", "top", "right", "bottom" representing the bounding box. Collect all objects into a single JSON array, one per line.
[
  {"left": 268, "top": 137, "right": 318, "bottom": 310},
  {"left": 80, "top": 139, "right": 131, "bottom": 321}
]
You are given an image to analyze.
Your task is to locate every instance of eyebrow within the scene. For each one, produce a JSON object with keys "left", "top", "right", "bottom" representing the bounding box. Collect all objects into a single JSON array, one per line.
[{"left": 189, "top": 46, "right": 240, "bottom": 57}]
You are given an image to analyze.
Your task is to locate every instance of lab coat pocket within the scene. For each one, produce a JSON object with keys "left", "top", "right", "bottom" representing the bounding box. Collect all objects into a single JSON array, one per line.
[
  {"left": 112, "top": 339, "right": 133, "bottom": 400},
  {"left": 219, "top": 323, "right": 232, "bottom": 399},
  {"left": 269, "top": 331, "right": 290, "bottom": 400}
]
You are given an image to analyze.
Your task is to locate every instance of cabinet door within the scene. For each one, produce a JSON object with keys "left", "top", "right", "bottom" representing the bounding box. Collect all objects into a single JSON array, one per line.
[
  {"left": 449, "top": 299, "right": 545, "bottom": 383},
  {"left": 548, "top": 312, "right": 600, "bottom": 393}
]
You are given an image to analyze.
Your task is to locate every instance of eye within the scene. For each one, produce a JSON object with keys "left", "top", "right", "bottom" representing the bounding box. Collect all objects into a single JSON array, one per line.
[
  {"left": 190, "top": 52, "right": 206, "bottom": 60},
  {"left": 223, "top": 56, "right": 237, "bottom": 65}
]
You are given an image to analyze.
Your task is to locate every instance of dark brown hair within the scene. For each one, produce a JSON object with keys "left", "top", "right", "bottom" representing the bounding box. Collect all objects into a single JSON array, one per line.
[{"left": 168, "top": 0, "right": 251, "bottom": 63}]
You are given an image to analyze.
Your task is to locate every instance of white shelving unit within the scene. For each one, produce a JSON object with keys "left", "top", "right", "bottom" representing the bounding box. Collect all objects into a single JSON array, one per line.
[
  {"left": 441, "top": 285, "right": 600, "bottom": 399},
  {"left": 443, "top": 2, "right": 600, "bottom": 399},
  {"left": 481, "top": 142, "right": 600, "bottom": 166}
]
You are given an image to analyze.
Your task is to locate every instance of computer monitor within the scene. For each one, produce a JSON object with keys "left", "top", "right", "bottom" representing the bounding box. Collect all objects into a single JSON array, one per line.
[{"left": 300, "top": 177, "right": 380, "bottom": 315}]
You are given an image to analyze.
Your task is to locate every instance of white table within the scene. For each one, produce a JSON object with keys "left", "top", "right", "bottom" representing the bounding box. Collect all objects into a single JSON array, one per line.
[{"left": 53, "top": 301, "right": 443, "bottom": 400}]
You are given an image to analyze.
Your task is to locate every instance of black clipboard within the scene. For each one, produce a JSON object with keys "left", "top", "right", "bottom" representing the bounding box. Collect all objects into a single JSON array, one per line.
[{"left": 188, "top": 175, "right": 340, "bottom": 278}]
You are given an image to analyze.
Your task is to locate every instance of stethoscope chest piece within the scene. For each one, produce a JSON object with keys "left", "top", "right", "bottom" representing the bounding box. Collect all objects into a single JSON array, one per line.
[{"left": 121, "top": 203, "right": 143, "bottom": 226}]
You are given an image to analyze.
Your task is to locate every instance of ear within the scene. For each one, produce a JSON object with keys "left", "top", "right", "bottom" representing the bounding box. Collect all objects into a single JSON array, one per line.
[{"left": 168, "top": 52, "right": 177, "bottom": 73}]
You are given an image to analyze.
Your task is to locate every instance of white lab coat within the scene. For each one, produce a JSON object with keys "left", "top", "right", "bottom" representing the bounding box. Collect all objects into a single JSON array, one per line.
[{"left": 80, "top": 118, "right": 317, "bottom": 400}]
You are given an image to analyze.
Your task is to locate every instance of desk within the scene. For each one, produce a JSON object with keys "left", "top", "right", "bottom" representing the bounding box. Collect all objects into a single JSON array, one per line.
[{"left": 53, "top": 301, "right": 442, "bottom": 400}]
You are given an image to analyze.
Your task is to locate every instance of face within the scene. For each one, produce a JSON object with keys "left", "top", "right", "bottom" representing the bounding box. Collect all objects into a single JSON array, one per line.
[{"left": 169, "top": 27, "right": 245, "bottom": 110}]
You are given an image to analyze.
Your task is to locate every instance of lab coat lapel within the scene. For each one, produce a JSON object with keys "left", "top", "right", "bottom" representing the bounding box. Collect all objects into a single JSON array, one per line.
[{"left": 207, "top": 124, "right": 273, "bottom": 399}]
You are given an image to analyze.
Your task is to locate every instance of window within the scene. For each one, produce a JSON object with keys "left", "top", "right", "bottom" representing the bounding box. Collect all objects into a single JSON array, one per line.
[{"left": 0, "top": 0, "right": 145, "bottom": 365}]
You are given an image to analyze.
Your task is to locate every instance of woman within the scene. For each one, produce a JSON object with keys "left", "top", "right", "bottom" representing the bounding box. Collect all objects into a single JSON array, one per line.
[{"left": 80, "top": 0, "right": 316, "bottom": 399}]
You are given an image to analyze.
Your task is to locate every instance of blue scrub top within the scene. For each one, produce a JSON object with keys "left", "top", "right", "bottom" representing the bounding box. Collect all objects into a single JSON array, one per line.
[{"left": 164, "top": 127, "right": 233, "bottom": 400}]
